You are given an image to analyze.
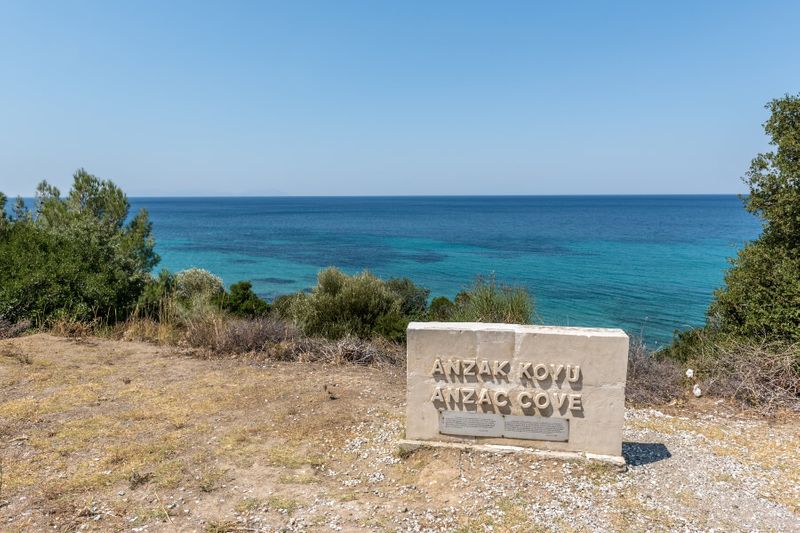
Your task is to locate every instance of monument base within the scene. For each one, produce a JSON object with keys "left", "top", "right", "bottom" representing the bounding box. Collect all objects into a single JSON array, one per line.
[{"left": 397, "top": 438, "right": 627, "bottom": 467}]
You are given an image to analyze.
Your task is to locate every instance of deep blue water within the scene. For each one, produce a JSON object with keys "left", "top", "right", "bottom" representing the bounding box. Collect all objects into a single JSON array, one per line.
[{"left": 128, "top": 195, "right": 760, "bottom": 346}]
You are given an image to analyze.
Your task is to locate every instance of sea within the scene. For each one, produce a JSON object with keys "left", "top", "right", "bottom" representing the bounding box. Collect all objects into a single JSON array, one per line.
[{"left": 128, "top": 195, "right": 761, "bottom": 346}]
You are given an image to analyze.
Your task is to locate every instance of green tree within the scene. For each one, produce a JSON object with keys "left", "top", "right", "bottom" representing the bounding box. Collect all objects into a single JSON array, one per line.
[
  {"left": 0, "top": 192, "right": 8, "bottom": 229},
  {"left": 385, "top": 277, "right": 430, "bottom": 318},
  {"left": 710, "top": 94, "right": 800, "bottom": 342},
  {"left": 215, "top": 281, "right": 270, "bottom": 317},
  {"left": 0, "top": 169, "right": 159, "bottom": 324},
  {"left": 428, "top": 296, "right": 456, "bottom": 321}
]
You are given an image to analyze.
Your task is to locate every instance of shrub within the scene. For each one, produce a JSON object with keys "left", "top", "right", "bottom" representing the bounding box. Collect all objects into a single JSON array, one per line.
[
  {"left": 0, "top": 317, "right": 31, "bottom": 339},
  {"left": 295, "top": 335, "right": 404, "bottom": 365},
  {"left": 450, "top": 276, "right": 533, "bottom": 324},
  {"left": 626, "top": 338, "right": 683, "bottom": 405},
  {"left": 385, "top": 277, "right": 430, "bottom": 318},
  {"left": 0, "top": 170, "right": 158, "bottom": 324},
  {"left": 674, "top": 329, "right": 800, "bottom": 412},
  {"left": 271, "top": 293, "right": 302, "bottom": 319},
  {"left": 135, "top": 269, "right": 177, "bottom": 321},
  {"left": 175, "top": 268, "right": 224, "bottom": 302},
  {"left": 709, "top": 240, "right": 800, "bottom": 343},
  {"left": 427, "top": 296, "right": 456, "bottom": 321},
  {"left": 214, "top": 281, "right": 270, "bottom": 318},
  {"left": 661, "top": 326, "right": 799, "bottom": 413},
  {"left": 661, "top": 326, "right": 718, "bottom": 364},
  {"left": 187, "top": 317, "right": 296, "bottom": 354},
  {"left": 289, "top": 267, "right": 407, "bottom": 340},
  {"left": 690, "top": 339, "right": 799, "bottom": 412}
]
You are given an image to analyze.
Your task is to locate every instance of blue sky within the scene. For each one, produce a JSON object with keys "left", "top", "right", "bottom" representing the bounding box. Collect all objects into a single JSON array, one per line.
[{"left": 1, "top": 1, "right": 798, "bottom": 196}]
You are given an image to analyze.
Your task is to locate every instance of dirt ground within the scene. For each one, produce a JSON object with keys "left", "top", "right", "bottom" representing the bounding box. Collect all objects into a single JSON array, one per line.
[{"left": 1, "top": 334, "right": 798, "bottom": 532}]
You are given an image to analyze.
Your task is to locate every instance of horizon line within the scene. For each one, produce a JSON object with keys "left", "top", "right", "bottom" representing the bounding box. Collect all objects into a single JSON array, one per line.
[{"left": 124, "top": 192, "right": 747, "bottom": 199}]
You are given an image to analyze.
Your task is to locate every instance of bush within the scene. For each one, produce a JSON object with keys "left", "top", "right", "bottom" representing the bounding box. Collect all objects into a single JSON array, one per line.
[
  {"left": 0, "top": 170, "right": 158, "bottom": 324},
  {"left": 271, "top": 293, "right": 302, "bottom": 319},
  {"left": 293, "top": 335, "right": 404, "bottom": 366},
  {"left": 214, "top": 281, "right": 270, "bottom": 318},
  {"left": 626, "top": 338, "right": 683, "bottom": 405},
  {"left": 0, "top": 316, "right": 31, "bottom": 339},
  {"left": 661, "top": 326, "right": 799, "bottom": 413},
  {"left": 386, "top": 277, "right": 430, "bottom": 318},
  {"left": 175, "top": 268, "right": 224, "bottom": 302},
  {"left": 661, "top": 326, "right": 718, "bottom": 364},
  {"left": 690, "top": 338, "right": 799, "bottom": 412},
  {"left": 710, "top": 241, "right": 800, "bottom": 343},
  {"left": 427, "top": 296, "right": 456, "bottom": 321},
  {"left": 185, "top": 317, "right": 296, "bottom": 354},
  {"left": 450, "top": 276, "right": 533, "bottom": 324},
  {"left": 289, "top": 267, "right": 409, "bottom": 340},
  {"left": 135, "top": 269, "right": 177, "bottom": 321},
  {"left": 172, "top": 313, "right": 403, "bottom": 366}
]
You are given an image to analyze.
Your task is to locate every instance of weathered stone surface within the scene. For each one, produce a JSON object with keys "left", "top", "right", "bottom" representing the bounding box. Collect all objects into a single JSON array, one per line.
[{"left": 405, "top": 322, "right": 629, "bottom": 458}]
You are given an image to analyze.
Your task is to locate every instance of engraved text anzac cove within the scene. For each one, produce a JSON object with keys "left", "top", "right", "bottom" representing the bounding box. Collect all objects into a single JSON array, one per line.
[{"left": 429, "top": 358, "right": 583, "bottom": 413}]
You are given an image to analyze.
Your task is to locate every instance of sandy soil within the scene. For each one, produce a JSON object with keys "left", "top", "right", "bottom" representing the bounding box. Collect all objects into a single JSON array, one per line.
[{"left": 1, "top": 334, "right": 798, "bottom": 532}]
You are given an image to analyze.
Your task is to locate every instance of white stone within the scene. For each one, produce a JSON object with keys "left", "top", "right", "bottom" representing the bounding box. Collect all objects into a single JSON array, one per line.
[{"left": 404, "top": 322, "right": 629, "bottom": 459}]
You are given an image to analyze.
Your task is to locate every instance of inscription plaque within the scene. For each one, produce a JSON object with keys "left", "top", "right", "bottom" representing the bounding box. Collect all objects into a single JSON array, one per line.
[
  {"left": 503, "top": 415, "right": 569, "bottom": 441},
  {"left": 439, "top": 411, "right": 503, "bottom": 437},
  {"left": 439, "top": 412, "right": 569, "bottom": 441}
]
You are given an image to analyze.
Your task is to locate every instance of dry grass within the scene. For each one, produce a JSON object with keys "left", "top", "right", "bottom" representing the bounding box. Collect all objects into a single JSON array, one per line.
[
  {"left": 48, "top": 316, "right": 97, "bottom": 338},
  {"left": 0, "top": 333, "right": 405, "bottom": 531},
  {"left": 119, "top": 316, "right": 181, "bottom": 344},
  {"left": 204, "top": 520, "right": 241, "bottom": 533},
  {"left": 626, "top": 338, "right": 684, "bottom": 405},
  {"left": 0, "top": 346, "right": 32, "bottom": 365},
  {"left": 691, "top": 339, "right": 800, "bottom": 412},
  {"left": 267, "top": 494, "right": 299, "bottom": 515},
  {"left": 0, "top": 317, "right": 30, "bottom": 340},
  {"left": 117, "top": 314, "right": 404, "bottom": 366}
]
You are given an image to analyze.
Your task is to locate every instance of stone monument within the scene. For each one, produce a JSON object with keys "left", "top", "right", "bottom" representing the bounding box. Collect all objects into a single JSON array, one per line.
[{"left": 403, "top": 322, "right": 629, "bottom": 464}]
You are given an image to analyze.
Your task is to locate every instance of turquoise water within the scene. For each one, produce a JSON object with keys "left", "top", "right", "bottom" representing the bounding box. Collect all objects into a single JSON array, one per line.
[{"left": 129, "top": 195, "right": 760, "bottom": 345}]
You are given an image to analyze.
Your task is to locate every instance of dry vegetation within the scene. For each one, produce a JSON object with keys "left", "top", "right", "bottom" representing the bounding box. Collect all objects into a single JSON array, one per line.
[
  {"left": 626, "top": 336, "right": 800, "bottom": 415},
  {"left": 625, "top": 338, "right": 685, "bottom": 406},
  {"left": 685, "top": 337, "right": 800, "bottom": 412},
  {"left": 118, "top": 315, "right": 405, "bottom": 367},
  {"left": 0, "top": 318, "right": 31, "bottom": 341},
  {"left": 1, "top": 333, "right": 799, "bottom": 532}
]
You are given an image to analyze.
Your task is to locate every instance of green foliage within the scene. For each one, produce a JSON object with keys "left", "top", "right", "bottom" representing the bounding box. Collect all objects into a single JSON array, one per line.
[
  {"left": 742, "top": 95, "right": 800, "bottom": 252},
  {"left": 282, "top": 271, "right": 533, "bottom": 339},
  {"left": 710, "top": 241, "right": 800, "bottom": 342},
  {"left": 12, "top": 196, "right": 28, "bottom": 221},
  {"left": 449, "top": 276, "right": 533, "bottom": 324},
  {"left": 214, "top": 281, "right": 270, "bottom": 318},
  {"left": 174, "top": 268, "right": 224, "bottom": 302},
  {"left": 428, "top": 296, "right": 456, "bottom": 321},
  {"left": 0, "top": 193, "right": 8, "bottom": 231},
  {"left": 135, "top": 269, "right": 177, "bottom": 320},
  {"left": 708, "top": 94, "right": 800, "bottom": 343},
  {"left": 271, "top": 293, "right": 303, "bottom": 319},
  {"left": 0, "top": 169, "right": 158, "bottom": 324},
  {"left": 289, "top": 267, "right": 410, "bottom": 340},
  {"left": 661, "top": 326, "right": 720, "bottom": 364},
  {"left": 385, "top": 277, "right": 430, "bottom": 318}
]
